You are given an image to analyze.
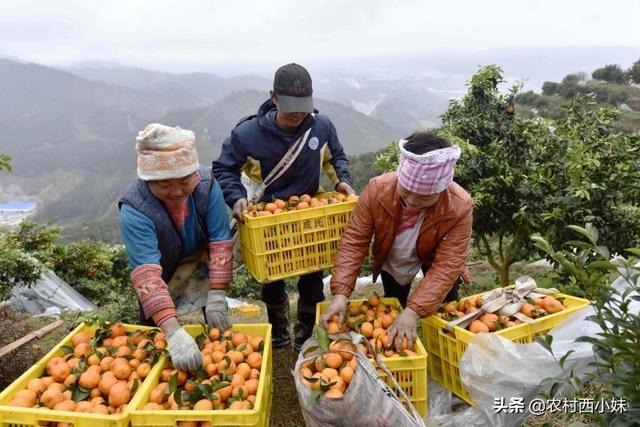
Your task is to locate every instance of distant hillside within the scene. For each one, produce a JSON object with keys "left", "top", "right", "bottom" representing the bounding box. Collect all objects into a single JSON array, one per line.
[
  {"left": 70, "top": 64, "right": 270, "bottom": 109},
  {"left": 163, "top": 90, "right": 402, "bottom": 164},
  {"left": 514, "top": 64, "right": 640, "bottom": 132},
  {"left": 69, "top": 63, "right": 452, "bottom": 134},
  {"left": 0, "top": 59, "right": 400, "bottom": 241}
]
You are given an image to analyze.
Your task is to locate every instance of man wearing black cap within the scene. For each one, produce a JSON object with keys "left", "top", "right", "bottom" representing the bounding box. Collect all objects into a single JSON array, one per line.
[{"left": 213, "top": 63, "right": 354, "bottom": 350}]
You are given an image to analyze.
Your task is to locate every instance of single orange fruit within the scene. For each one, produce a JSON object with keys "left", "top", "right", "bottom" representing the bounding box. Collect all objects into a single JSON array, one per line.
[
  {"left": 112, "top": 335, "right": 129, "bottom": 348},
  {"left": 14, "top": 389, "right": 37, "bottom": 406},
  {"left": 71, "top": 332, "right": 91, "bottom": 347},
  {"left": 264, "top": 202, "right": 278, "bottom": 213},
  {"left": 193, "top": 399, "right": 213, "bottom": 410},
  {"left": 53, "top": 399, "right": 77, "bottom": 412},
  {"left": 340, "top": 366, "right": 354, "bottom": 384},
  {"left": 326, "top": 322, "right": 340, "bottom": 335},
  {"left": 79, "top": 371, "right": 100, "bottom": 389},
  {"left": 541, "top": 297, "right": 564, "bottom": 313},
  {"left": 246, "top": 352, "right": 262, "bottom": 369},
  {"left": 324, "top": 387, "right": 344, "bottom": 399},
  {"left": 73, "top": 342, "right": 91, "bottom": 358},
  {"left": 108, "top": 382, "right": 131, "bottom": 407},
  {"left": 108, "top": 323, "right": 126, "bottom": 339},
  {"left": 469, "top": 320, "right": 490, "bottom": 333},
  {"left": 91, "top": 404, "right": 110, "bottom": 415}
]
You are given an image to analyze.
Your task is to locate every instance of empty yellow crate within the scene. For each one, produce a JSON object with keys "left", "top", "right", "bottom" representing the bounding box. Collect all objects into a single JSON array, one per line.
[
  {"left": 130, "top": 324, "right": 272, "bottom": 427},
  {"left": 316, "top": 298, "right": 428, "bottom": 416},
  {"left": 0, "top": 322, "right": 164, "bottom": 427},
  {"left": 230, "top": 304, "right": 261, "bottom": 318},
  {"left": 239, "top": 193, "right": 357, "bottom": 283},
  {"left": 422, "top": 292, "right": 591, "bottom": 405}
]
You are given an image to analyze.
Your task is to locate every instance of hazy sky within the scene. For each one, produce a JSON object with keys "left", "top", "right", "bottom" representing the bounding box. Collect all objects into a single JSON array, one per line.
[{"left": 1, "top": 0, "right": 639, "bottom": 74}]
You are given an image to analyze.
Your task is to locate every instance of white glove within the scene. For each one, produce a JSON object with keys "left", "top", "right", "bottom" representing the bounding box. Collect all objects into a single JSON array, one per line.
[
  {"left": 165, "top": 326, "right": 202, "bottom": 372},
  {"left": 206, "top": 289, "right": 231, "bottom": 332},
  {"left": 320, "top": 294, "right": 348, "bottom": 328},
  {"left": 386, "top": 307, "right": 420, "bottom": 351}
]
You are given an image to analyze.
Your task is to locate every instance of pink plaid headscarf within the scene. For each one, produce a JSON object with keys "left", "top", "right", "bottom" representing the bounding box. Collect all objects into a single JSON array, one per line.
[{"left": 397, "top": 139, "right": 461, "bottom": 195}]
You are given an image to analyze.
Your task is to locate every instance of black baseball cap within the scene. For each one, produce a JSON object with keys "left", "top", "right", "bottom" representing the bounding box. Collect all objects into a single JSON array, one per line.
[{"left": 273, "top": 63, "right": 314, "bottom": 114}]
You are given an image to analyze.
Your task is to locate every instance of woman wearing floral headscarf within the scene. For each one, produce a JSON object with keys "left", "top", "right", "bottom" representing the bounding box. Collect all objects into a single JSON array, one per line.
[
  {"left": 119, "top": 123, "right": 233, "bottom": 372},
  {"left": 321, "top": 132, "right": 473, "bottom": 351}
]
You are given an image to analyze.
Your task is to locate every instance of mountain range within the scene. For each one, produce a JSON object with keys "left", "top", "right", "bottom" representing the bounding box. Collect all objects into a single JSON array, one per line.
[{"left": 0, "top": 58, "right": 410, "bottom": 240}]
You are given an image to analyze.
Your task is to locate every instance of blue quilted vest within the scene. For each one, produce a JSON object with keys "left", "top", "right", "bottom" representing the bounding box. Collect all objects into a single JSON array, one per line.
[{"left": 119, "top": 165, "right": 213, "bottom": 282}]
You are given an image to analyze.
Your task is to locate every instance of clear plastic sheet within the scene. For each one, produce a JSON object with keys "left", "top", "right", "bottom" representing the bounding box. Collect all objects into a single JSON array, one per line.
[
  {"left": 452, "top": 268, "right": 639, "bottom": 427},
  {"left": 9, "top": 269, "right": 96, "bottom": 316}
]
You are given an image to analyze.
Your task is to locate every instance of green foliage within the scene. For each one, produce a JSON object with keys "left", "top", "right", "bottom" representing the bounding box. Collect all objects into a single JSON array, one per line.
[
  {"left": 0, "top": 243, "right": 42, "bottom": 300},
  {"left": 629, "top": 59, "right": 640, "bottom": 85},
  {"left": 373, "top": 139, "right": 400, "bottom": 172},
  {"left": 592, "top": 64, "right": 627, "bottom": 84},
  {"left": 227, "top": 266, "right": 262, "bottom": 299},
  {"left": 583, "top": 80, "right": 635, "bottom": 106},
  {"left": 558, "top": 74, "right": 583, "bottom": 98},
  {"left": 518, "top": 76, "right": 640, "bottom": 134},
  {"left": 533, "top": 224, "right": 640, "bottom": 426},
  {"left": 226, "top": 266, "right": 298, "bottom": 300},
  {"left": 8, "top": 220, "right": 61, "bottom": 254},
  {"left": 440, "top": 66, "right": 640, "bottom": 286},
  {"left": 440, "top": 65, "right": 550, "bottom": 285},
  {"left": 0, "top": 153, "right": 11, "bottom": 172},
  {"left": 540, "top": 96, "right": 640, "bottom": 253},
  {"left": 541, "top": 81, "right": 559, "bottom": 96},
  {"left": 1, "top": 221, "right": 137, "bottom": 322},
  {"left": 347, "top": 151, "right": 385, "bottom": 192}
]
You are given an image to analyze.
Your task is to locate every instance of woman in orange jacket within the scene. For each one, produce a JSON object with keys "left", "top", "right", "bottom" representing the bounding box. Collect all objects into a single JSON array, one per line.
[{"left": 321, "top": 132, "right": 473, "bottom": 351}]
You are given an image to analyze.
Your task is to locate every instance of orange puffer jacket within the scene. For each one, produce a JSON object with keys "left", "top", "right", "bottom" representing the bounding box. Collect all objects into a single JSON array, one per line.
[{"left": 330, "top": 172, "right": 474, "bottom": 318}]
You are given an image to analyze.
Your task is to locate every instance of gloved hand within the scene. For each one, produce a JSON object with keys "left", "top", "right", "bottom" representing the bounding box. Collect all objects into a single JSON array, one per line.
[
  {"left": 320, "top": 294, "right": 348, "bottom": 328},
  {"left": 336, "top": 182, "right": 356, "bottom": 195},
  {"left": 165, "top": 324, "right": 203, "bottom": 372},
  {"left": 206, "top": 289, "right": 231, "bottom": 332},
  {"left": 386, "top": 307, "right": 420, "bottom": 351},
  {"left": 233, "top": 198, "right": 248, "bottom": 223}
]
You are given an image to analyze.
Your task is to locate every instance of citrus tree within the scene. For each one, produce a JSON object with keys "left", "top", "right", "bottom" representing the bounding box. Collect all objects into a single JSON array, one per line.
[
  {"left": 438, "top": 65, "right": 557, "bottom": 286},
  {"left": 375, "top": 65, "right": 640, "bottom": 288},
  {"left": 533, "top": 96, "right": 640, "bottom": 261}
]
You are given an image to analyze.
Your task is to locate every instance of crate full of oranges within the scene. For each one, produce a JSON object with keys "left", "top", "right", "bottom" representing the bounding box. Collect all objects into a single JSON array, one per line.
[
  {"left": 315, "top": 296, "right": 428, "bottom": 416},
  {"left": 130, "top": 324, "right": 272, "bottom": 427},
  {"left": 0, "top": 322, "right": 166, "bottom": 427},
  {"left": 423, "top": 289, "right": 590, "bottom": 405},
  {"left": 239, "top": 192, "right": 358, "bottom": 283}
]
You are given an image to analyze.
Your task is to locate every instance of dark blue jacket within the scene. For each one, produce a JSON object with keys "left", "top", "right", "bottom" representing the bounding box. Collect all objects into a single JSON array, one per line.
[{"left": 212, "top": 99, "right": 351, "bottom": 207}]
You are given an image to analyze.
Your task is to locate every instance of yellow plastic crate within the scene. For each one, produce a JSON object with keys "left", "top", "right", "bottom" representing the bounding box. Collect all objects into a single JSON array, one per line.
[
  {"left": 230, "top": 304, "right": 261, "bottom": 318},
  {"left": 316, "top": 298, "right": 428, "bottom": 416},
  {"left": 239, "top": 193, "right": 357, "bottom": 283},
  {"left": 130, "top": 324, "right": 272, "bottom": 427},
  {"left": 422, "top": 291, "right": 591, "bottom": 405},
  {"left": 0, "top": 322, "right": 165, "bottom": 427}
]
